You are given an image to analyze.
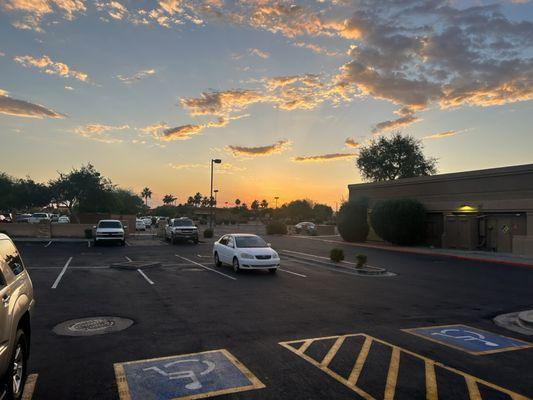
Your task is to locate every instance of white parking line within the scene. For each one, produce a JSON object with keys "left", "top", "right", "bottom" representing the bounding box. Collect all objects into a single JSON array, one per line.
[
  {"left": 175, "top": 255, "right": 237, "bottom": 280},
  {"left": 278, "top": 268, "right": 307, "bottom": 278},
  {"left": 125, "top": 241, "right": 131, "bottom": 247},
  {"left": 44, "top": 241, "right": 52, "bottom": 248},
  {"left": 137, "top": 269, "right": 154, "bottom": 285},
  {"left": 124, "top": 256, "right": 132, "bottom": 262},
  {"left": 87, "top": 240, "right": 91, "bottom": 248},
  {"left": 51, "top": 257, "right": 73, "bottom": 289},
  {"left": 22, "top": 373, "right": 38, "bottom": 400}
]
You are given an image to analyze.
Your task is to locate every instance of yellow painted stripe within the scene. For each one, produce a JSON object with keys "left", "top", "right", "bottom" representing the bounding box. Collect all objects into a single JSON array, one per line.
[
  {"left": 465, "top": 376, "right": 482, "bottom": 400},
  {"left": 22, "top": 374, "right": 38, "bottom": 400},
  {"left": 321, "top": 336, "right": 346, "bottom": 367},
  {"left": 384, "top": 347, "right": 400, "bottom": 400},
  {"left": 347, "top": 335, "right": 372, "bottom": 386},
  {"left": 424, "top": 360, "right": 438, "bottom": 400},
  {"left": 298, "top": 339, "right": 314, "bottom": 354}
]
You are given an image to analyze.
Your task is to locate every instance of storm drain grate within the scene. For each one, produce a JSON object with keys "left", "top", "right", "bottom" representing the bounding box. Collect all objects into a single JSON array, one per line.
[{"left": 53, "top": 317, "right": 133, "bottom": 336}]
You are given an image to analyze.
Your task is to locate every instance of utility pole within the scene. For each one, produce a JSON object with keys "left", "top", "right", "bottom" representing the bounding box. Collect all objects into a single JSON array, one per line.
[{"left": 210, "top": 159, "right": 222, "bottom": 228}]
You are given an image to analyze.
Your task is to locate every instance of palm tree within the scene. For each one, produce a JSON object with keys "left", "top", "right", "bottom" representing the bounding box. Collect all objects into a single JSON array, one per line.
[
  {"left": 260, "top": 199, "right": 268, "bottom": 209},
  {"left": 201, "top": 196, "right": 209, "bottom": 208},
  {"left": 235, "top": 198, "right": 241, "bottom": 207},
  {"left": 141, "top": 187, "right": 152, "bottom": 206},
  {"left": 187, "top": 196, "right": 195, "bottom": 206},
  {"left": 162, "top": 194, "right": 176, "bottom": 205},
  {"left": 193, "top": 192, "right": 202, "bottom": 207},
  {"left": 251, "top": 200, "right": 259, "bottom": 211}
]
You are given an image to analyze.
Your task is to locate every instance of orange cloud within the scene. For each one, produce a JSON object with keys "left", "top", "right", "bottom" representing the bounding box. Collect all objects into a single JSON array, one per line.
[
  {"left": 423, "top": 130, "right": 458, "bottom": 140},
  {"left": 14, "top": 55, "right": 88, "bottom": 81},
  {"left": 226, "top": 140, "right": 291, "bottom": 157},
  {"left": 74, "top": 124, "right": 129, "bottom": 143},
  {"left": 0, "top": 89, "right": 65, "bottom": 118},
  {"left": 293, "top": 153, "right": 357, "bottom": 162}
]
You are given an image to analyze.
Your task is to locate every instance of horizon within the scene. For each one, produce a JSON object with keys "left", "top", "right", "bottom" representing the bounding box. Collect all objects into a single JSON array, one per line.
[{"left": 2, "top": 0, "right": 533, "bottom": 208}]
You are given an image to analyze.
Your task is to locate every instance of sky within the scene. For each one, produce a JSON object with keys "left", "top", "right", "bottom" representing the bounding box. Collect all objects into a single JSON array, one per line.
[{"left": 1, "top": 0, "right": 533, "bottom": 208}]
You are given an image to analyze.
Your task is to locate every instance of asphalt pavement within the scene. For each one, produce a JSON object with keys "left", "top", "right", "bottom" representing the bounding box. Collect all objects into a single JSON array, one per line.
[{"left": 15, "top": 234, "right": 533, "bottom": 399}]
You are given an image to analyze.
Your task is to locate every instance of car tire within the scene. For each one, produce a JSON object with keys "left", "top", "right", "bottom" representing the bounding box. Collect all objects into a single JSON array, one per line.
[
  {"left": 5, "top": 329, "right": 28, "bottom": 400},
  {"left": 120, "top": 240, "right": 125, "bottom": 246},
  {"left": 193, "top": 238, "right": 199, "bottom": 244},
  {"left": 171, "top": 236, "right": 177, "bottom": 245},
  {"left": 214, "top": 253, "right": 222, "bottom": 267},
  {"left": 269, "top": 268, "right": 277, "bottom": 274},
  {"left": 232, "top": 257, "right": 240, "bottom": 273}
]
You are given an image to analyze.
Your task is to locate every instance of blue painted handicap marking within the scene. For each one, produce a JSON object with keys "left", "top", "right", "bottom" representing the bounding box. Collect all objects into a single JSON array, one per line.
[
  {"left": 404, "top": 324, "right": 533, "bottom": 355},
  {"left": 114, "top": 349, "right": 265, "bottom": 400}
]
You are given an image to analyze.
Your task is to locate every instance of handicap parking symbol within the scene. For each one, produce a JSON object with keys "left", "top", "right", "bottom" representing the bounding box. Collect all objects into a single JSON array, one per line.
[
  {"left": 404, "top": 324, "right": 533, "bottom": 355},
  {"left": 114, "top": 349, "right": 265, "bottom": 400}
]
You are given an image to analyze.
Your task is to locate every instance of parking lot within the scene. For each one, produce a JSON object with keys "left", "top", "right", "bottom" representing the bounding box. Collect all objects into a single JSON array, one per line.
[{"left": 15, "top": 233, "right": 533, "bottom": 399}]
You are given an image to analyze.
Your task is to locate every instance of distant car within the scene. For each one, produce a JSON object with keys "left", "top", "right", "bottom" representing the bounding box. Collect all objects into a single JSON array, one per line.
[
  {"left": 94, "top": 220, "right": 125, "bottom": 246},
  {"left": 57, "top": 216, "right": 70, "bottom": 224},
  {"left": 141, "top": 217, "right": 152, "bottom": 228},
  {"left": 0, "top": 233, "right": 34, "bottom": 400},
  {"left": 49, "top": 214, "right": 59, "bottom": 222},
  {"left": 165, "top": 218, "right": 199, "bottom": 244},
  {"left": 28, "top": 213, "right": 50, "bottom": 224},
  {"left": 295, "top": 221, "right": 317, "bottom": 235},
  {"left": 14, "top": 214, "right": 31, "bottom": 223},
  {"left": 0, "top": 213, "right": 12, "bottom": 223},
  {"left": 213, "top": 234, "right": 280, "bottom": 273},
  {"left": 155, "top": 217, "right": 167, "bottom": 227},
  {"left": 135, "top": 219, "right": 146, "bottom": 231}
]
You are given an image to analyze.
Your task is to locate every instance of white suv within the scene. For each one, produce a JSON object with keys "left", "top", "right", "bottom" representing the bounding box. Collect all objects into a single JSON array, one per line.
[
  {"left": 94, "top": 220, "right": 126, "bottom": 246},
  {"left": 0, "top": 234, "right": 34, "bottom": 400}
]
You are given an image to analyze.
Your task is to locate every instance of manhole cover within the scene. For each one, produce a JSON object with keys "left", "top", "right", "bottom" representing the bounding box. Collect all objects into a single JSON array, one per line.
[{"left": 53, "top": 317, "right": 133, "bottom": 336}]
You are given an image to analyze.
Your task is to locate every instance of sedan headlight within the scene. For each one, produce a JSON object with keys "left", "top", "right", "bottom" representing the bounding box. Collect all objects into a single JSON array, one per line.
[
  {"left": 272, "top": 252, "right": 280, "bottom": 259},
  {"left": 240, "top": 253, "right": 255, "bottom": 259}
]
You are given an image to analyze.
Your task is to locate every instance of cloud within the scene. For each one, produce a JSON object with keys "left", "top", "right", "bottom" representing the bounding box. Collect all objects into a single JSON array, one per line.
[
  {"left": 14, "top": 55, "right": 88, "bottom": 81},
  {"left": 423, "top": 130, "right": 458, "bottom": 140},
  {"left": 292, "top": 41, "right": 341, "bottom": 57},
  {"left": 2, "top": 0, "right": 86, "bottom": 31},
  {"left": 293, "top": 153, "right": 357, "bottom": 162},
  {"left": 226, "top": 139, "right": 291, "bottom": 157},
  {"left": 168, "top": 162, "right": 245, "bottom": 173},
  {"left": 180, "top": 90, "right": 266, "bottom": 116},
  {"left": 0, "top": 89, "right": 65, "bottom": 118},
  {"left": 64, "top": 86, "right": 74, "bottom": 90},
  {"left": 117, "top": 69, "right": 156, "bottom": 83},
  {"left": 96, "top": 1, "right": 128, "bottom": 20},
  {"left": 249, "top": 48, "right": 270, "bottom": 59},
  {"left": 372, "top": 107, "right": 421, "bottom": 135},
  {"left": 74, "top": 124, "right": 129, "bottom": 143},
  {"left": 345, "top": 138, "right": 360, "bottom": 148}
]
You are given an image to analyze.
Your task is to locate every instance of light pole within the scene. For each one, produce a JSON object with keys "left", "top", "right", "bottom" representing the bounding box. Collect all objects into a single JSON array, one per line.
[
  {"left": 274, "top": 196, "right": 279, "bottom": 208},
  {"left": 210, "top": 159, "right": 222, "bottom": 228}
]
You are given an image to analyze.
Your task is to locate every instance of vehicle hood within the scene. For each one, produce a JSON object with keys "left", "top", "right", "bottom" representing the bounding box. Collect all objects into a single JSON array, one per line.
[
  {"left": 236, "top": 247, "right": 276, "bottom": 256},
  {"left": 171, "top": 226, "right": 197, "bottom": 230}
]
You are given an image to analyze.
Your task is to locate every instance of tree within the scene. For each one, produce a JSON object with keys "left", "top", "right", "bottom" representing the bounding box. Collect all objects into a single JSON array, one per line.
[
  {"left": 285, "top": 200, "right": 314, "bottom": 222},
  {"left": 313, "top": 203, "right": 333, "bottom": 223},
  {"left": 370, "top": 199, "right": 426, "bottom": 245},
  {"left": 110, "top": 189, "right": 144, "bottom": 215},
  {"left": 235, "top": 199, "right": 241, "bottom": 207},
  {"left": 162, "top": 194, "right": 177, "bottom": 205},
  {"left": 201, "top": 196, "right": 209, "bottom": 208},
  {"left": 193, "top": 192, "right": 202, "bottom": 207},
  {"left": 251, "top": 200, "right": 259, "bottom": 211},
  {"left": 356, "top": 133, "right": 437, "bottom": 182},
  {"left": 260, "top": 199, "right": 268, "bottom": 209},
  {"left": 187, "top": 196, "right": 194, "bottom": 206},
  {"left": 337, "top": 201, "right": 369, "bottom": 242},
  {"left": 141, "top": 187, "right": 152, "bottom": 206}
]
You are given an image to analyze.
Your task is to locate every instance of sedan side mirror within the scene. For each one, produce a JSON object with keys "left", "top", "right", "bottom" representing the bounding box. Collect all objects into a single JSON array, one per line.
[
  {"left": 123, "top": 226, "right": 128, "bottom": 230},
  {"left": 267, "top": 243, "right": 272, "bottom": 247},
  {"left": 92, "top": 225, "right": 96, "bottom": 229}
]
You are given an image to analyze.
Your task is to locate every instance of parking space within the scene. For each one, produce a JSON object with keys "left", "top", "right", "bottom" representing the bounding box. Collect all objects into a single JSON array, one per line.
[{"left": 14, "top": 236, "right": 533, "bottom": 399}]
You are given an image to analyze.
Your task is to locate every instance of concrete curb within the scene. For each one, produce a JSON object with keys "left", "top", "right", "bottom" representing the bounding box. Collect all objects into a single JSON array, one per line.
[{"left": 290, "top": 236, "right": 533, "bottom": 269}]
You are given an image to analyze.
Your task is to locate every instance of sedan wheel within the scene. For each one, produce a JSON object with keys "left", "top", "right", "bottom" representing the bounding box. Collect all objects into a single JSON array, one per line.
[
  {"left": 214, "top": 253, "right": 222, "bottom": 267},
  {"left": 232, "top": 257, "right": 240, "bottom": 273}
]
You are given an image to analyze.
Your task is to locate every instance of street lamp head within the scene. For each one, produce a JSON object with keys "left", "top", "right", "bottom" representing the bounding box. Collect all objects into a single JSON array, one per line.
[
  {"left": 213, "top": 159, "right": 222, "bottom": 164},
  {"left": 214, "top": 189, "right": 219, "bottom": 193}
]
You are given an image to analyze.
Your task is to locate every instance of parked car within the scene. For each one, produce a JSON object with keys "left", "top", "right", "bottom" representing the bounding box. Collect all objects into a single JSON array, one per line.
[
  {"left": 140, "top": 217, "right": 152, "bottom": 228},
  {"left": 14, "top": 215, "right": 31, "bottom": 224},
  {"left": 27, "top": 213, "right": 50, "bottom": 224},
  {"left": 57, "top": 216, "right": 70, "bottom": 224},
  {"left": 165, "top": 218, "right": 199, "bottom": 244},
  {"left": 294, "top": 221, "right": 317, "bottom": 235},
  {"left": 93, "top": 220, "right": 126, "bottom": 246},
  {"left": 0, "top": 214, "right": 13, "bottom": 223},
  {"left": 213, "top": 234, "right": 280, "bottom": 273},
  {"left": 135, "top": 219, "right": 146, "bottom": 231},
  {"left": 0, "top": 233, "right": 34, "bottom": 400},
  {"left": 155, "top": 217, "right": 167, "bottom": 227},
  {"left": 49, "top": 214, "right": 59, "bottom": 223}
]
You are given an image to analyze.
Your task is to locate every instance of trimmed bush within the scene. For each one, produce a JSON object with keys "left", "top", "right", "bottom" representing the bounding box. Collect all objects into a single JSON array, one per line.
[
  {"left": 203, "top": 228, "right": 214, "bottom": 238},
  {"left": 337, "top": 201, "right": 369, "bottom": 243},
  {"left": 330, "top": 248, "right": 345, "bottom": 262},
  {"left": 370, "top": 199, "right": 426, "bottom": 245},
  {"left": 356, "top": 254, "right": 367, "bottom": 268},
  {"left": 266, "top": 220, "right": 287, "bottom": 234}
]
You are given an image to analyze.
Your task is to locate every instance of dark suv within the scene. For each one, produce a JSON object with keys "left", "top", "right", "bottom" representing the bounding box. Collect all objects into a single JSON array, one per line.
[{"left": 0, "top": 234, "right": 34, "bottom": 400}]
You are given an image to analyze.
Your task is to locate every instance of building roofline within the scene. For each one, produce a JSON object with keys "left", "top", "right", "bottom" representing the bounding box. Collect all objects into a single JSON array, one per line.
[{"left": 348, "top": 163, "right": 533, "bottom": 189}]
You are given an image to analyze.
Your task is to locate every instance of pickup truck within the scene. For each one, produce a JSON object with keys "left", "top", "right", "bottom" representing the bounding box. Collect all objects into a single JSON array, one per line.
[
  {"left": 0, "top": 234, "right": 34, "bottom": 400},
  {"left": 165, "top": 218, "right": 199, "bottom": 244}
]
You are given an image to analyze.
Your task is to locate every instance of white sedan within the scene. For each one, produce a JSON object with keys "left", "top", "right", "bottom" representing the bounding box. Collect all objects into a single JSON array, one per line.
[
  {"left": 213, "top": 234, "right": 280, "bottom": 273},
  {"left": 135, "top": 219, "right": 146, "bottom": 231}
]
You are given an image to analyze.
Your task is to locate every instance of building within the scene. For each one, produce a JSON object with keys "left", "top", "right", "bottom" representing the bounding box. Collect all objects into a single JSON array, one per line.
[{"left": 348, "top": 163, "right": 533, "bottom": 256}]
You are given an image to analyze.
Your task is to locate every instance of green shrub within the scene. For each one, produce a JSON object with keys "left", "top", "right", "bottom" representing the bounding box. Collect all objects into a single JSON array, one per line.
[
  {"left": 330, "top": 248, "right": 344, "bottom": 262},
  {"left": 337, "top": 201, "right": 369, "bottom": 242},
  {"left": 356, "top": 254, "right": 367, "bottom": 268},
  {"left": 266, "top": 220, "right": 287, "bottom": 234},
  {"left": 84, "top": 228, "right": 93, "bottom": 239},
  {"left": 203, "top": 228, "right": 214, "bottom": 238},
  {"left": 370, "top": 199, "right": 426, "bottom": 245}
]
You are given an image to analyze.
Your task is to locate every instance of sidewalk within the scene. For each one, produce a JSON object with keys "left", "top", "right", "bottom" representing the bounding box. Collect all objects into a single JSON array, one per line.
[{"left": 290, "top": 235, "right": 533, "bottom": 268}]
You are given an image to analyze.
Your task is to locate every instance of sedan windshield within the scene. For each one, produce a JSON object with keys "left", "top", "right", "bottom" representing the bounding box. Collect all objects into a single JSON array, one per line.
[
  {"left": 98, "top": 221, "right": 122, "bottom": 229},
  {"left": 235, "top": 236, "right": 268, "bottom": 248},
  {"left": 173, "top": 219, "right": 194, "bottom": 227}
]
